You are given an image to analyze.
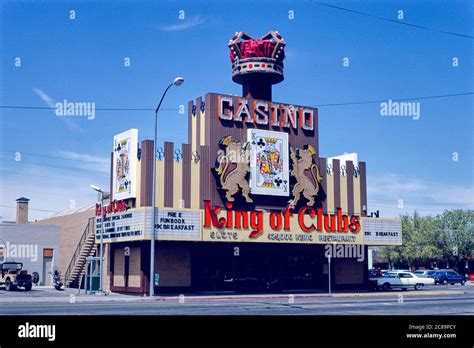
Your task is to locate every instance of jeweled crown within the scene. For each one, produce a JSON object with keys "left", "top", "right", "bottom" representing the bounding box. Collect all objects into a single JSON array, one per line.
[{"left": 228, "top": 31, "right": 286, "bottom": 87}]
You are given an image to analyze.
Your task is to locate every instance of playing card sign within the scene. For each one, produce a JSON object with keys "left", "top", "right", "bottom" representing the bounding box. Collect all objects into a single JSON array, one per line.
[
  {"left": 113, "top": 129, "right": 138, "bottom": 200},
  {"left": 247, "top": 129, "right": 289, "bottom": 196}
]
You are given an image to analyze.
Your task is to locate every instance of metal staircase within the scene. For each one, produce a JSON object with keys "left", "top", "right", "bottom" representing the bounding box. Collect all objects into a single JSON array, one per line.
[{"left": 65, "top": 217, "right": 97, "bottom": 288}]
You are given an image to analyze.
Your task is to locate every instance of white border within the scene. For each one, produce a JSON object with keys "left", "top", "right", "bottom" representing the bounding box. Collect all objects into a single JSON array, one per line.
[
  {"left": 112, "top": 128, "right": 138, "bottom": 200},
  {"left": 247, "top": 129, "right": 289, "bottom": 196}
]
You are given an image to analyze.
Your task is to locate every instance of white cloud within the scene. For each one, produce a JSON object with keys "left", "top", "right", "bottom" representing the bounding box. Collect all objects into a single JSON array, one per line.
[
  {"left": 58, "top": 151, "right": 110, "bottom": 174},
  {"left": 367, "top": 173, "right": 474, "bottom": 217},
  {"left": 32, "top": 87, "right": 85, "bottom": 133},
  {"left": 0, "top": 149, "right": 111, "bottom": 221},
  {"left": 0, "top": 166, "right": 105, "bottom": 222},
  {"left": 59, "top": 151, "right": 108, "bottom": 164},
  {"left": 33, "top": 87, "right": 56, "bottom": 108},
  {"left": 159, "top": 15, "right": 205, "bottom": 32}
]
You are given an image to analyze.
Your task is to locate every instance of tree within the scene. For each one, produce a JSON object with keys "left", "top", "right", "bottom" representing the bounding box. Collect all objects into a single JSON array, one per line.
[{"left": 377, "top": 210, "right": 474, "bottom": 271}]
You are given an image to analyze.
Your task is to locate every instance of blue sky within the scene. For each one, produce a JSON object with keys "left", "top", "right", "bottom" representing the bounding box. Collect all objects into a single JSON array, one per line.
[{"left": 0, "top": 0, "right": 473, "bottom": 221}]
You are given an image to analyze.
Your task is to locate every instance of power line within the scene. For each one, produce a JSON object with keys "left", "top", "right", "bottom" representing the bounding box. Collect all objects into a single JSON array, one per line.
[
  {"left": 309, "top": 92, "right": 474, "bottom": 107},
  {"left": 0, "top": 168, "right": 101, "bottom": 185},
  {"left": 312, "top": 1, "right": 474, "bottom": 39},
  {"left": 0, "top": 204, "right": 58, "bottom": 213},
  {"left": 0, "top": 92, "right": 472, "bottom": 112}
]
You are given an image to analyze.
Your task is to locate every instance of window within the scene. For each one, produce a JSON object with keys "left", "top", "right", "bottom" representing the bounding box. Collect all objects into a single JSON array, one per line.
[{"left": 400, "top": 273, "right": 413, "bottom": 278}]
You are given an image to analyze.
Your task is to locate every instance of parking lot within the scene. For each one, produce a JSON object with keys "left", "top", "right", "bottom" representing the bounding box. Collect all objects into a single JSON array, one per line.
[{"left": 0, "top": 283, "right": 473, "bottom": 315}]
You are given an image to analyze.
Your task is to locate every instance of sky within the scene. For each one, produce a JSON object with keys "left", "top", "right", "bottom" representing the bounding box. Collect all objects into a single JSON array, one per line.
[{"left": 0, "top": 0, "right": 473, "bottom": 221}]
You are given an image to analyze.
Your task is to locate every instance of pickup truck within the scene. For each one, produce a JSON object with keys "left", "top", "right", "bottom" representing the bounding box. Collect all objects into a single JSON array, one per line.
[{"left": 377, "top": 271, "right": 434, "bottom": 291}]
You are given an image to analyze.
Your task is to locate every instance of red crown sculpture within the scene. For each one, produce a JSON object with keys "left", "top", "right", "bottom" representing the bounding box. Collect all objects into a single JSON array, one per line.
[{"left": 228, "top": 31, "right": 286, "bottom": 89}]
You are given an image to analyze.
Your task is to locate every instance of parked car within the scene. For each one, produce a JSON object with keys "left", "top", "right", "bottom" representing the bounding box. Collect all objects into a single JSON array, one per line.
[
  {"left": 377, "top": 271, "right": 434, "bottom": 291},
  {"left": 0, "top": 262, "right": 33, "bottom": 291},
  {"left": 431, "top": 270, "right": 467, "bottom": 285},
  {"left": 368, "top": 269, "right": 383, "bottom": 291},
  {"left": 414, "top": 270, "right": 437, "bottom": 278}
]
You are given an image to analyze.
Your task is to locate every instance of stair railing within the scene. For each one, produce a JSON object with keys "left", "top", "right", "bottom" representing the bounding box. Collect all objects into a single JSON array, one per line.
[{"left": 64, "top": 217, "right": 95, "bottom": 287}]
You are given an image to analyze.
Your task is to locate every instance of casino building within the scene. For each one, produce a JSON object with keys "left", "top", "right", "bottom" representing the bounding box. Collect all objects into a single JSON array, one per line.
[{"left": 93, "top": 32, "right": 401, "bottom": 294}]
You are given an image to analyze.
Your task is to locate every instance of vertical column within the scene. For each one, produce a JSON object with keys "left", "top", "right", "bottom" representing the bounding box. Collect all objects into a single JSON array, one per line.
[
  {"left": 346, "top": 161, "right": 354, "bottom": 215},
  {"left": 156, "top": 158, "right": 165, "bottom": 208},
  {"left": 326, "top": 161, "right": 334, "bottom": 214},
  {"left": 318, "top": 157, "right": 328, "bottom": 212},
  {"left": 199, "top": 145, "right": 211, "bottom": 209},
  {"left": 353, "top": 164, "right": 361, "bottom": 215},
  {"left": 200, "top": 99, "right": 206, "bottom": 147},
  {"left": 359, "top": 162, "right": 367, "bottom": 215},
  {"left": 182, "top": 144, "right": 192, "bottom": 209},
  {"left": 140, "top": 140, "right": 154, "bottom": 207},
  {"left": 187, "top": 100, "right": 194, "bottom": 145},
  {"left": 340, "top": 161, "right": 348, "bottom": 214},
  {"left": 333, "top": 159, "right": 341, "bottom": 213},
  {"left": 195, "top": 96, "right": 202, "bottom": 148},
  {"left": 110, "top": 152, "right": 114, "bottom": 201},
  {"left": 164, "top": 142, "right": 174, "bottom": 208}
]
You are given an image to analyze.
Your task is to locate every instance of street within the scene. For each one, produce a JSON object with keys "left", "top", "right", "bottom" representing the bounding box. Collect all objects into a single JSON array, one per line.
[{"left": 1, "top": 284, "right": 473, "bottom": 315}]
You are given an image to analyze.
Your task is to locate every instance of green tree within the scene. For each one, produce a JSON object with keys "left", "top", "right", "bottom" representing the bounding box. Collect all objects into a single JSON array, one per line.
[{"left": 377, "top": 210, "right": 473, "bottom": 270}]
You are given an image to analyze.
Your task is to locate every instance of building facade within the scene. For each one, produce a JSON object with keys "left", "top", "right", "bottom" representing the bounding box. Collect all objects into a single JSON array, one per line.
[
  {"left": 0, "top": 198, "right": 60, "bottom": 286},
  {"left": 97, "top": 32, "right": 401, "bottom": 294}
]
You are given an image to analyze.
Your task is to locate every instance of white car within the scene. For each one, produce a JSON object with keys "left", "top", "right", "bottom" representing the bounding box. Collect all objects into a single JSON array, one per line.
[
  {"left": 377, "top": 271, "right": 435, "bottom": 291},
  {"left": 414, "top": 270, "right": 437, "bottom": 278}
]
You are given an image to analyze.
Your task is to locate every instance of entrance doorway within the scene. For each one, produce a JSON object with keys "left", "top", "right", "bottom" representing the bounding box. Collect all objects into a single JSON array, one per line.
[
  {"left": 192, "top": 243, "right": 325, "bottom": 292},
  {"left": 42, "top": 256, "right": 52, "bottom": 285}
]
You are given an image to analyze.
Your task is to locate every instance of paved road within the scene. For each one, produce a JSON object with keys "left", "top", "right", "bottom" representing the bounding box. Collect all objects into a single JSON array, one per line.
[{"left": 0, "top": 284, "right": 473, "bottom": 315}]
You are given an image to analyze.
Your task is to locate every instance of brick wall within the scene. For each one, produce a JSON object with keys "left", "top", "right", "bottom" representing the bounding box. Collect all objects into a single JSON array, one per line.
[
  {"left": 113, "top": 248, "right": 125, "bottom": 287},
  {"left": 128, "top": 247, "right": 141, "bottom": 287},
  {"left": 154, "top": 243, "right": 191, "bottom": 287},
  {"left": 34, "top": 209, "right": 94, "bottom": 276}
]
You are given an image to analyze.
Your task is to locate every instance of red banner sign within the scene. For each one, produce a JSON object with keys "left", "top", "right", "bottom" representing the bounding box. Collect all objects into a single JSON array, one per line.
[
  {"left": 95, "top": 200, "right": 129, "bottom": 217},
  {"left": 203, "top": 200, "right": 360, "bottom": 239}
]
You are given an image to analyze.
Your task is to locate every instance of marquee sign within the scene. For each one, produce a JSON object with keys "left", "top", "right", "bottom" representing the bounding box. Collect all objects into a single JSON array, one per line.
[
  {"left": 96, "top": 208, "right": 201, "bottom": 243},
  {"left": 202, "top": 200, "right": 362, "bottom": 245},
  {"left": 96, "top": 208, "right": 145, "bottom": 243},
  {"left": 363, "top": 217, "right": 402, "bottom": 246},
  {"left": 248, "top": 129, "right": 289, "bottom": 196},
  {"left": 153, "top": 210, "right": 201, "bottom": 241}
]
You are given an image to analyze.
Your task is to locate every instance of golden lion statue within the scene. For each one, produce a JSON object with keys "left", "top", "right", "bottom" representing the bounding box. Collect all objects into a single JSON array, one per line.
[
  {"left": 289, "top": 144, "right": 322, "bottom": 207},
  {"left": 215, "top": 135, "right": 253, "bottom": 203}
]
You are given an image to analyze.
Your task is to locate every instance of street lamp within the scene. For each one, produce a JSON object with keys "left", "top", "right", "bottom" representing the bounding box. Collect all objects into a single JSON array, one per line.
[
  {"left": 90, "top": 184, "right": 105, "bottom": 293},
  {"left": 150, "top": 77, "right": 184, "bottom": 297}
]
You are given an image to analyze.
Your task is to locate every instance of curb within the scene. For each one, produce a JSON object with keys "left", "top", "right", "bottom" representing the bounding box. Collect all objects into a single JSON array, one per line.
[{"left": 144, "top": 290, "right": 466, "bottom": 302}]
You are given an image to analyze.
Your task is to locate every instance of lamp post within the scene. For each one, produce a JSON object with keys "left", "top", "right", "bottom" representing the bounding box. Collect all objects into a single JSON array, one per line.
[
  {"left": 150, "top": 77, "right": 184, "bottom": 297},
  {"left": 90, "top": 184, "right": 105, "bottom": 293}
]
